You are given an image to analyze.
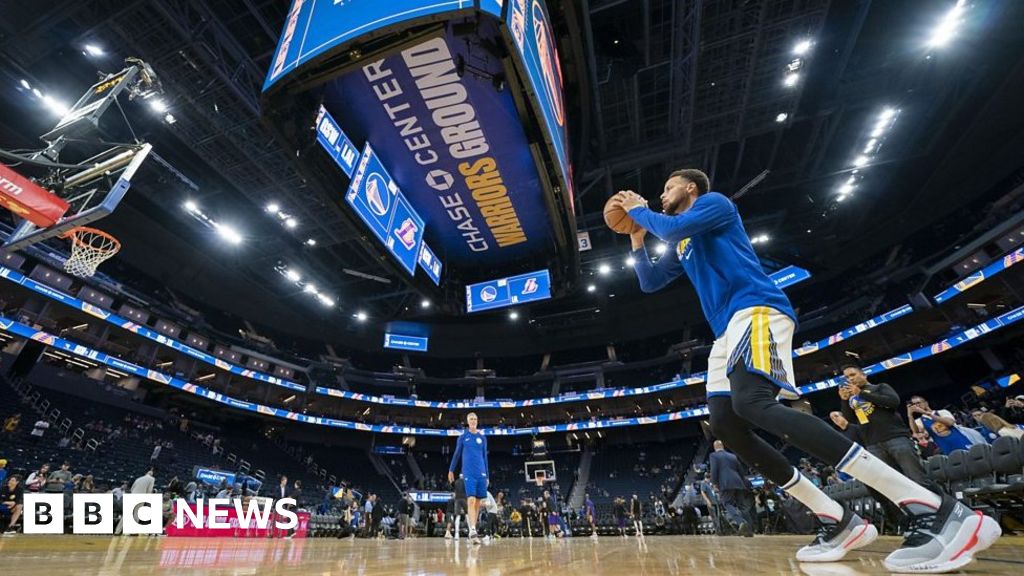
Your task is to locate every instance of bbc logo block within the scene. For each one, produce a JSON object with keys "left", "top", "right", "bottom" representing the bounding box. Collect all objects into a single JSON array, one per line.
[{"left": 24, "top": 493, "right": 163, "bottom": 535}]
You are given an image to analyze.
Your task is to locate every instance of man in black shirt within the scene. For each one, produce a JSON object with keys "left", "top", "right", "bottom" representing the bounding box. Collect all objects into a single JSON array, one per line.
[{"left": 839, "top": 364, "right": 926, "bottom": 485}]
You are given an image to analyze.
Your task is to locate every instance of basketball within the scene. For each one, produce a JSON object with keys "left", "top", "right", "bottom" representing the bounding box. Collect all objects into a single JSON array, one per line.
[{"left": 604, "top": 195, "right": 639, "bottom": 234}]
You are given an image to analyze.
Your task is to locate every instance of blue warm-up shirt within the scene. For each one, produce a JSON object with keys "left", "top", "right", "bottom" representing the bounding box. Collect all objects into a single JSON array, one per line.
[
  {"left": 628, "top": 192, "right": 796, "bottom": 338},
  {"left": 449, "top": 429, "right": 489, "bottom": 479}
]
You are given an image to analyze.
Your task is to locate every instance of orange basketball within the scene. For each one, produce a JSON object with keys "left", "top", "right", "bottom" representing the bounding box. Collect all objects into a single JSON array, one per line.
[{"left": 603, "top": 195, "right": 639, "bottom": 234}]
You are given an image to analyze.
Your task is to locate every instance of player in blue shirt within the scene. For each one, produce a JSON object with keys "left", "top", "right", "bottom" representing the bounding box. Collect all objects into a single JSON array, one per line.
[
  {"left": 449, "top": 412, "right": 488, "bottom": 545},
  {"left": 614, "top": 169, "right": 999, "bottom": 571}
]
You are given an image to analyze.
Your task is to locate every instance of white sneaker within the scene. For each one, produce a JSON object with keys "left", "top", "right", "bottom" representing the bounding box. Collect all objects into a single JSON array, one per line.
[
  {"left": 883, "top": 496, "right": 1002, "bottom": 573},
  {"left": 444, "top": 531, "right": 453, "bottom": 540},
  {"left": 796, "top": 509, "right": 877, "bottom": 563}
]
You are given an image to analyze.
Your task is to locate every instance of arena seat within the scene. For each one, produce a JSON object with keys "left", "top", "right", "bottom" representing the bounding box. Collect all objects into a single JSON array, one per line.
[
  {"left": 945, "top": 450, "right": 971, "bottom": 496},
  {"left": 975, "top": 436, "right": 1022, "bottom": 498},
  {"left": 925, "top": 454, "right": 949, "bottom": 492},
  {"left": 962, "top": 443, "right": 995, "bottom": 498}
]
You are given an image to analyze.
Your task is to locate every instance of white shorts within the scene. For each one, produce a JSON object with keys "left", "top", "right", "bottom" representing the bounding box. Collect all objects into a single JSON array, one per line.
[{"left": 706, "top": 306, "right": 797, "bottom": 397}]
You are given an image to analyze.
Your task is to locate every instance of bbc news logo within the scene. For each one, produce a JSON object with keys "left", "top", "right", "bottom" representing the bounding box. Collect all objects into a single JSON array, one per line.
[{"left": 23, "top": 494, "right": 298, "bottom": 534}]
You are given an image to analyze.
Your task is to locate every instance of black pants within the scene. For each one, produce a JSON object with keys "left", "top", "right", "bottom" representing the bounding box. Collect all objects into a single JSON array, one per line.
[
  {"left": 720, "top": 489, "right": 755, "bottom": 531},
  {"left": 708, "top": 363, "right": 855, "bottom": 487}
]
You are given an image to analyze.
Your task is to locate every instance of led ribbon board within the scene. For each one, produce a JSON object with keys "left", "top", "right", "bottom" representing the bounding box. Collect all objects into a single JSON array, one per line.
[{"left": 466, "top": 269, "right": 551, "bottom": 313}]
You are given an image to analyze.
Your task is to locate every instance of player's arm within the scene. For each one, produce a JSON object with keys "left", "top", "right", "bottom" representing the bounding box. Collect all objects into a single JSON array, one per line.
[
  {"left": 627, "top": 192, "right": 733, "bottom": 244},
  {"left": 631, "top": 243, "right": 685, "bottom": 293},
  {"left": 448, "top": 435, "right": 463, "bottom": 479},
  {"left": 709, "top": 454, "right": 721, "bottom": 488},
  {"left": 482, "top": 434, "right": 489, "bottom": 484}
]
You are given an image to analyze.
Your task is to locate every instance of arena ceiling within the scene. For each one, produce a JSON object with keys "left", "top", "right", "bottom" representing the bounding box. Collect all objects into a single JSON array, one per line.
[{"left": 1, "top": 0, "right": 1023, "bottom": 354}]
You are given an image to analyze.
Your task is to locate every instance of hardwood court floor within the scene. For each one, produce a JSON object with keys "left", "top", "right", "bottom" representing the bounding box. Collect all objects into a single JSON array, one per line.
[{"left": 0, "top": 534, "right": 1021, "bottom": 575}]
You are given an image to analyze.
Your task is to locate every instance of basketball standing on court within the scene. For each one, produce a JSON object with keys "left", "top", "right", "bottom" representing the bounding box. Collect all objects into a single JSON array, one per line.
[
  {"left": 613, "top": 169, "right": 1000, "bottom": 572},
  {"left": 449, "top": 412, "right": 489, "bottom": 545}
]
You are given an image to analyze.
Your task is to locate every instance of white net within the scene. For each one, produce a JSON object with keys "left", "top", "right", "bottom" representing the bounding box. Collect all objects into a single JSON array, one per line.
[{"left": 62, "top": 227, "right": 120, "bottom": 278}]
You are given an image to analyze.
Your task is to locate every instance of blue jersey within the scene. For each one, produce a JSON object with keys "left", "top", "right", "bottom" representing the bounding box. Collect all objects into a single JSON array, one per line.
[
  {"left": 449, "top": 429, "right": 489, "bottom": 479},
  {"left": 629, "top": 192, "right": 796, "bottom": 337},
  {"left": 921, "top": 414, "right": 975, "bottom": 454}
]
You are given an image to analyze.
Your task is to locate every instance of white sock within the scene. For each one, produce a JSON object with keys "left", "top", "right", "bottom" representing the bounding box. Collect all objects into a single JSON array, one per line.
[
  {"left": 838, "top": 444, "right": 941, "bottom": 511},
  {"left": 782, "top": 467, "right": 844, "bottom": 523},
  {"left": 455, "top": 517, "right": 461, "bottom": 535}
]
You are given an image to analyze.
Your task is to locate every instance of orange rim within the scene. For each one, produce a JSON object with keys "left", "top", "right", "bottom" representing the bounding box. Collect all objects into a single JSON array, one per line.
[{"left": 60, "top": 226, "right": 121, "bottom": 253}]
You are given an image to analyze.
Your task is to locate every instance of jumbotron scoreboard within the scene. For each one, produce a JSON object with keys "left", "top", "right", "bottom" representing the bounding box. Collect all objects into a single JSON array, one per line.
[{"left": 261, "top": 0, "right": 578, "bottom": 314}]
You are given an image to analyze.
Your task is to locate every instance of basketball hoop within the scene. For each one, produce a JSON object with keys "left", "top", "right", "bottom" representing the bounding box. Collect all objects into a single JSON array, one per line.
[
  {"left": 61, "top": 227, "right": 120, "bottom": 278},
  {"left": 534, "top": 471, "right": 546, "bottom": 488}
]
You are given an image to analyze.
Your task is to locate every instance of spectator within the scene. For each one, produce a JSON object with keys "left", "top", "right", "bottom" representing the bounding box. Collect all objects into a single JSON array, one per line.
[
  {"left": 80, "top": 475, "right": 95, "bottom": 494},
  {"left": 397, "top": 493, "right": 413, "bottom": 539},
  {"left": 1, "top": 474, "right": 24, "bottom": 534},
  {"left": 30, "top": 418, "right": 50, "bottom": 444},
  {"left": 973, "top": 410, "right": 1023, "bottom": 440},
  {"left": 710, "top": 440, "right": 754, "bottom": 537},
  {"left": 2, "top": 413, "right": 20, "bottom": 434},
  {"left": 182, "top": 482, "right": 199, "bottom": 504},
  {"left": 46, "top": 461, "right": 73, "bottom": 493},
  {"left": 907, "top": 395, "right": 986, "bottom": 454},
  {"left": 150, "top": 444, "right": 162, "bottom": 462},
  {"left": 275, "top": 476, "right": 290, "bottom": 500},
  {"left": 57, "top": 435, "right": 71, "bottom": 449},
  {"left": 130, "top": 467, "right": 156, "bottom": 495},
  {"left": 839, "top": 365, "right": 928, "bottom": 484},
  {"left": 24, "top": 459, "right": 48, "bottom": 491},
  {"left": 0, "top": 459, "right": 7, "bottom": 486}
]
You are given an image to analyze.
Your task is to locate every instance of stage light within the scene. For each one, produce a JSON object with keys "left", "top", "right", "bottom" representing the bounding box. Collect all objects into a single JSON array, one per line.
[
  {"left": 163, "top": 113, "right": 176, "bottom": 125},
  {"left": 285, "top": 269, "right": 301, "bottom": 283},
  {"left": 305, "top": 238, "right": 317, "bottom": 246},
  {"left": 509, "top": 311, "right": 519, "bottom": 320},
  {"left": 41, "top": 95, "right": 69, "bottom": 116},
  {"left": 183, "top": 200, "right": 198, "bottom": 213},
  {"left": 148, "top": 98, "right": 168, "bottom": 113},
  {"left": 852, "top": 155, "right": 870, "bottom": 168},
  {"left": 285, "top": 218, "right": 298, "bottom": 229},
  {"left": 214, "top": 223, "right": 242, "bottom": 245},
  {"left": 84, "top": 44, "right": 105, "bottom": 57},
  {"left": 31, "top": 88, "right": 42, "bottom": 98},
  {"left": 317, "top": 294, "right": 335, "bottom": 307},
  {"left": 355, "top": 311, "right": 368, "bottom": 322},
  {"left": 793, "top": 39, "right": 813, "bottom": 55},
  {"left": 928, "top": 0, "right": 966, "bottom": 48},
  {"left": 587, "top": 284, "right": 596, "bottom": 293},
  {"left": 20, "top": 79, "right": 30, "bottom": 90},
  {"left": 879, "top": 108, "right": 897, "bottom": 122},
  {"left": 266, "top": 202, "right": 280, "bottom": 214},
  {"left": 421, "top": 299, "right": 431, "bottom": 309},
  {"left": 863, "top": 139, "right": 878, "bottom": 154},
  {"left": 655, "top": 244, "right": 667, "bottom": 255},
  {"left": 839, "top": 182, "right": 855, "bottom": 195},
  {"left": 625, "top": 256, "right": 636, "bottom": 266},
  {"left": 775, "top": 112, "right": 789, "bottom": 123},
  {"left": 783, "top": 73, "right": 799, "bottom": 87},
  {"left": 837, "top": 194, "right": 848, "bottom": 202},
  {"left": 598, "top": 263, "right": 611, "bottom": 275},
  {"left": 303, "top": 283, "right": 318, "bottom": 295}
]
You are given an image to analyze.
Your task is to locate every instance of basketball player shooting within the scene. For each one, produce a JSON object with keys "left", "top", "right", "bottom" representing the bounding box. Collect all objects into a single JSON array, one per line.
[
  {"left": 610, "top": 169, "right": 1001, "bottom": 572},
  {"left": 449, "top": 412, "right": 489, "bottom": 545}
]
